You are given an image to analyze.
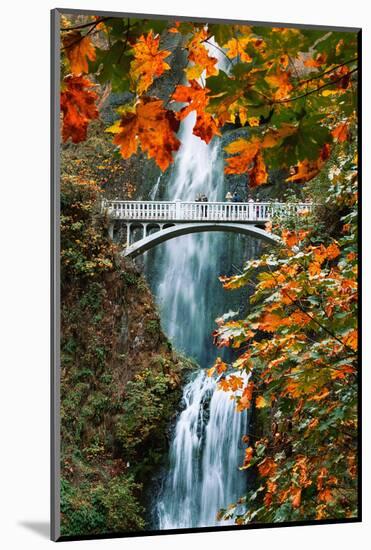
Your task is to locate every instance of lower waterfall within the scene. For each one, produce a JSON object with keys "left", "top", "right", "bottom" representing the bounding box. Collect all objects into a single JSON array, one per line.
[{"left": 157, "top": 370, "right": 249, "bottom": 529}]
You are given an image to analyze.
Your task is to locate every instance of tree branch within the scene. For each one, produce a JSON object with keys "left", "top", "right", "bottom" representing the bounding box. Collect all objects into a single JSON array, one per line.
[
  {"left": 298, "top": 57, "right": 358, "bottom": 86},
  {"left": 60, "top": 17, "right": 111, "bottom": 32},
  {"left": 275, "top": 68, "right": 358, "bottom": 105},
  {"left": 203, "top": 39, "right": 232, "bottom": 65}
]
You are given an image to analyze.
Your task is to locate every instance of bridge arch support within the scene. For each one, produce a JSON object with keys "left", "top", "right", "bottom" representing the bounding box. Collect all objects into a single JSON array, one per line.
[{"left": 123, "top": 222, "right": 280, "bottom": 259}]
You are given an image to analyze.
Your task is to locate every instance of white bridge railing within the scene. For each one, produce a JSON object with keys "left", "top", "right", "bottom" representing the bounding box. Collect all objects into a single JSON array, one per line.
[{"left": 102, "top": 200, "right": 313, "bottom": 223}]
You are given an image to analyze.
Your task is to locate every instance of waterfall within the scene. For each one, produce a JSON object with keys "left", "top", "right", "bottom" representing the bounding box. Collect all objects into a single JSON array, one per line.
[
  {"left": 150, "top": 111, "right": 225, "bottom": 365},
  {"left": 142, "top": 42, "right": 261, "bottom": 526},
  {"left": 157, "top": 370, "right": 249, "bottom": 529},
  {"left": 142, "top": 110, "right": 258, "bottom": 529}
]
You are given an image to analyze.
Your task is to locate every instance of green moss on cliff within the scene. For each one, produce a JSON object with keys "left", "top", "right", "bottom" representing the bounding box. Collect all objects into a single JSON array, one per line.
[{"left": 60, "top": 178, "right": 195, "bottom": 536}]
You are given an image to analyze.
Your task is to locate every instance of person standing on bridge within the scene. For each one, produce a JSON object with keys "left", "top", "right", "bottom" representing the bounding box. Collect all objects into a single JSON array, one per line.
[
  {"left": 247, "top": 194, "right": 254, "bottom": 220},
  {"left": 225, "top": 191, "right": 233, "bottom": 202},
  {"left": 195, "top": 193, "right": 202, "bottom": 219},
  {"left": 201, "top": 194, "right": 208, "bottom": 217},
  {"left": 255, "top": 196, "right": 261, "bottom": 219}
]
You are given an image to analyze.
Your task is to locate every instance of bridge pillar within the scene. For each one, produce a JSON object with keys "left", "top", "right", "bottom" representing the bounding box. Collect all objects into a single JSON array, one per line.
[
  {"left": 108, "top": 221, "right": 114, "bottom": 240},
  {"left": 126, "top": 223, "right": 132, "bottom": 248},
  {"left": 143, "top": 223, "right": 148, "bottom": 238}
]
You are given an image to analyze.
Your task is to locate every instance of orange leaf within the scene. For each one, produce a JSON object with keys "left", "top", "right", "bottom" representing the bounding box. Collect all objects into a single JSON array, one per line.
[
  {"left": 265, "top": 69, "right": 293, "bottom": 100},
  {"left": 326, "top": 242, "right": 340, "bottom": 260},
  {"left": 281, "top": 229, "right": 300, "bottom": 247},
  {"left": 258, "top": 457, "right": 277, "bottom": 477},
  {"left": 60, "top": 75, "right": 99, "bottom": 143},
  {"left": 228, "top": 374, "right": 244, "bottom": 391},
  {"left": 308, "top": 418, "right": 319, "bottom": 429},
  {"left": 309, "top": 388, "right": 330, "bottom": 401},
  {"left": 218, "top": 378, "right": 230, "bottom": 392},
  {"left": 236, "top": 381, "right": 254, "bottom": 411},
  {"left": 249, "top": 150, "right": 268, "bottom": 187},
  {"left": 186, "top": 27, "right": 218, "bottom": 78},
  {"left": 309, "top": 262, "right": 322, "bottom": 277},
  {"left": 286, "top": 159, "right": 320, "bottom": 183},
  {"left": 240, "top": 446, "right": 254, "bottom": 469},
  {"left": 248, "top": 117, "right": 260, "bottom": 127},
  {"left": 256, "top": 395, "right": 268, "bottom": 408},
  {"left": 214, "top": 357, "right": 228, "bottom": 374},
  {"left": 112, "top": 98, "right": 180, "bottom": 171},
  {"left": 207, "top": 366, "right": 216, "bottom": 377},
  {"left": 286, "top": 144, "right": 331, "bottom": 183},
  {"left": 257, "top": 312, "right": 283, "bottom": 332},
  {"left": 63, "top": 31, "right": 96, "bottom": 74},
  {"left": 291, "top": 487, "right": 302, "bottom": 508},
  {"left": 342, "top": 329, "right": 357, "bottom": 351},
  {"left": 331, "top": 122, "right": 349, "bottom": 143},
  {"left": 318, "top": 488, "right": 334, "bottom": 503},
  {"left": 172, "top": 80, "right": 220, "bottom": 143},
  {"left": 304, "top": 53, "right": 327, "bottom": 68},
  {"left": 131, "top": 31, "right": 171, "bottom": 94},
  {"left": 223, "top": 37, "right": 253, "bottom": 63},
  {"left": 224, "top": 138, "right": 260, "bottom": 175},
  {"left": 330, "top": 364, "right": 355, "bottom": 380},
  {"left": 289, "top": 310, "right": 311, "bottom": 327},
  {"left": 264, "top": 492, "right": 273, "bottom": 507}
]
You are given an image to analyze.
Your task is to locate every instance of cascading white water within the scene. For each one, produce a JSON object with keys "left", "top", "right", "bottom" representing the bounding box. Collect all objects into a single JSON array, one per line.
[
  {"left": 153, "top": 111, "right": 225, "bottom": 364},
  {"left": 143, "top": 42, "right": 259, "bottom": 529},
  {"left": 157, "top": 370, "right": 249, "bottom": 529},
  {"left": 142, "top": 111, "right": 253, "bottom": 529}
]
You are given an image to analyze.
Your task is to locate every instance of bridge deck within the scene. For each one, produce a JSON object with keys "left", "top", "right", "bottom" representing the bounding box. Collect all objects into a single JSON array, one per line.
[{"left": 103, "top": 200, "right": 313, "bottom": 224}]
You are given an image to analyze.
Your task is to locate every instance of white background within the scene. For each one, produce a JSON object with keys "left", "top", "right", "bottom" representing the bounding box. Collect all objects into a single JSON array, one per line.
[{"left": 0, "top": 0, "right": 368, "bottom": 548}]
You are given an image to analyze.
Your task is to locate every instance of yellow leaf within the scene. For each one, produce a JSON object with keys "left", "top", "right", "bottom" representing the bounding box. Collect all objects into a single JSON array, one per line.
[
  {"left": 248, "top": 117, "right": 260, "bottom": 127},
  {"left": 342, "top": 329, "right": 357, "bottom": 351},
  {"left": 130, "top": 31, "right": 171, "bottom": 94},
  {"left": 223, "top": 37, "right": 252, "bottom": 63},
  {"left": 256, "top": 395, "right": 268, "bottom": 408}
]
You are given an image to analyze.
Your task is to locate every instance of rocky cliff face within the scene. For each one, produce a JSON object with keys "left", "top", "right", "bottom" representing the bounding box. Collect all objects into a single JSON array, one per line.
[{"left": 60, "top": 135, "right": 195, "bottom": 536}]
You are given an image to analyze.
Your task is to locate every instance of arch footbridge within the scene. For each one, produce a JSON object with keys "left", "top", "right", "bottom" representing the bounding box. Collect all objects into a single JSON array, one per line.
[{"left": 102, "top": 199, "right": 313, "bottom": 258}]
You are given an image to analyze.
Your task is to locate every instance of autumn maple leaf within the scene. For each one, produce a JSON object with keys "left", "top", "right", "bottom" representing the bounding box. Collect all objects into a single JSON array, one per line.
[
  {"left": 258, "top": 457, "right": 277, "bottom": 477},
  {"left": 224, "top": 138, "right": 268, "bottom": 187},
  {"left": 240, "top": 446, "right": 254, "bottom": 469},
  {"left": 60, "top": 75, "right": 99, "bottom": 143},
  {"left": 255, "top": 395, "right": 268, "bottom": 408},
  {"left": 304, "top": 53, "right": 327, "bottom": 68},
  {"left": 109, "top": 98, "right": 180, "bottom": 171},
  {"left": 236, "top": 381, "right": 254, "bottom": 411},
  {"left": 172, "top": 80, "right": 220, "bottom": 143},
  {"left": 130, "top": 31, "right": 171, "bottom": 94},
  {"left": 224, "top": 125, "right": 296, "bottom": 185},
  {"left": 223, "top": 36, "right": 253, "bottom": 63},
  {"left": 265, "top": 68, "right": 293, "bottom": 100},
  {"left": 62, "top": 31, "right": 96, "bottom": 74},
  {"left": 224, "top": 138, "right": 260, "bottom": 175},
  {"left": 286, "top": 144, "right": 331, "bottom": 183},
  {"left": 185, "top": 27, "right": 218, "bottom": 79},
  {"left": 249, "top": 150, "right": 268, "bottom": 186},
  {"left": 331, "top": 122, "right": 349, "bottom": 143}
]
